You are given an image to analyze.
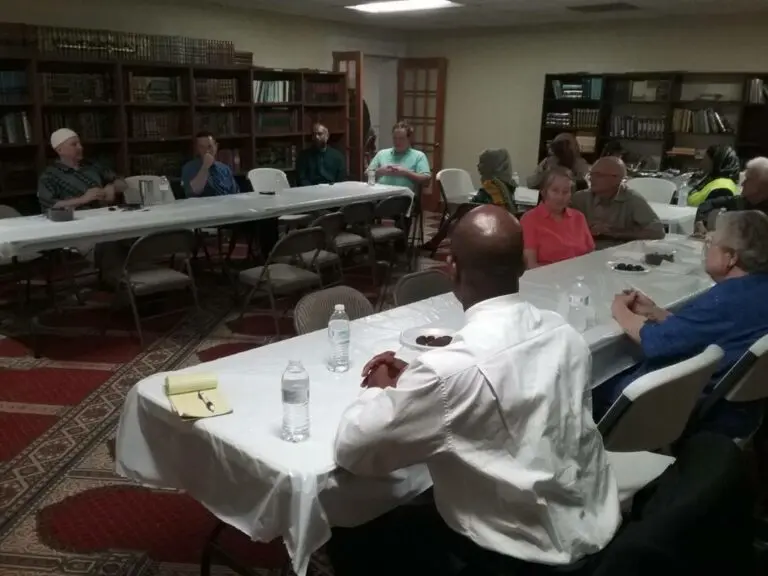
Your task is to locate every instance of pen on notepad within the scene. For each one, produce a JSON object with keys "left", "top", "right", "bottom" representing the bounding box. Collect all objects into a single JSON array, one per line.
[{"left": 198, "top": 391, "right": 215, "bottom": 412}]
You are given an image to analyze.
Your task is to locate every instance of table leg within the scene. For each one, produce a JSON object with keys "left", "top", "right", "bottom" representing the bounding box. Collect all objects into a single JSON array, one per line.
[{"left": 199, "top": 521, "right": 293, "bottom": 576}]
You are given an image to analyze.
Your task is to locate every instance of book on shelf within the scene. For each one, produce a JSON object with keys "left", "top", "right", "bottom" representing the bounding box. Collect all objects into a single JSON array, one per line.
[
  {"left": 544, "top": 109, "right": 598, "bottom": 129},
  {"left": 44, "top": 111, "right": 114, "bottom": 140},
  {"left": 255, "top": 144, "right": 297, "bottom": 170},
  {"left": 253, "top": 80, "right": 296, "bottom": 104},
  {"left": 41, "top": 72, "right": 114, "bottom": 103},
  {"left": 131, "top": 111, "right": 184, "bottom": 139},
  {"left": 671, "top": 108, "right": 732, "bottom": 134},
  {"left": 747, "top": 78, "right": 768, "bottom": 104},
  {"left": 304, "top": 81, "right": 343, "bottom": 104},
  {"left": 196, "top": 111, "right": 241, "bottom": 135},
  {"left": 129, "top": 74, "right": 183, "bottom": 103},
  {"left": 256, "top": 109, "right": 298, "bottom": 133},
  {"left": 609, "top": 115, "right": 666, "bottom": 139},
  {"left": 0, "top": 160, "right": 37, "bottom": 194},
  {"left": 551, "top": 77, "right": 602, "bottom": 100},
  {"left": 130, "top": 152, "right": 185, "bottom": 177},
  {"left": 194, "top": 78, "right": 238, "bottom": 105},
  {"left": 303, "top": 111, "right": 345, "bottom": 133},
  {"left": 0, "top": 112, "right": 32, "bottom": 144},
  {"left": 0, "top": 71, "right": 28, "bottom": 104}
]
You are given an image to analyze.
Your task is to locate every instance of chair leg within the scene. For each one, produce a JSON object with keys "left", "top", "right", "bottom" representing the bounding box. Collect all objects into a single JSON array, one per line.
[
  {"left": 238, "top": 286, "right": 258, "bottom": 320},
  {"left": 186, "top": 262, "right": 200, "bottom": 312},
  {"left": 268, "top": 288, "right": 280, "bottom": 338},
  {"left": 126, "top": 288, "right": 144, "bottom": 348}
]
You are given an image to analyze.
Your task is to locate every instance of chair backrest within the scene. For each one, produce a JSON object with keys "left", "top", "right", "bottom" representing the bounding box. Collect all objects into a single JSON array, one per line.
[
  {"left": 311, "top": 211, "right": 345, "bottom": 246},
  {"left": 436, "top": 168, "right": 475, "bottom": 204},
  {"left": 394, "top": 269, "right": 454, "bottom": 307},
  {"left": 268, "top": 227, "right": 326, "bottom": 262},
  {"left": 0, "top": 204, "right": 20, "bottom": 219},
  {"left": 626, "top": 177, "right": 677, "bottom": 205},
  {"left": 294, "top": 286, "right": 374, "bottom": 335},
  {"left": 696, "top": 333, "right": 768, "bottom": 422},
  {"left": 247, "top": 168, "right": 290, "bottom": 193},
  {"left": 598, "top": 344, "right": 724, "bottom": 452},
  {"left": 375, "top": 195, "right": 412, "bottom": 227},
  {"left": 124, "top": 229, "right": 197, "bottom": 270},
  {"left": 341, "top": 201, "right": 375, "bottom": 227},
  {"left": 124, "top": 175, "right": 175, "bottom": 205}
]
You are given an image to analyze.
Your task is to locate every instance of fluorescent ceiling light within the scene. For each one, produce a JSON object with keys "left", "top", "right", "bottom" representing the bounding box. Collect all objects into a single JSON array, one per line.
[{"left": 346, "top": 0, "right": 461, "bottom": 14}]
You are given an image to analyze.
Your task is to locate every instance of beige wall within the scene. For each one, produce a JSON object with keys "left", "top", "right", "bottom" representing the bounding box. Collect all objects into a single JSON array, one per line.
[
  {"left": 411, "top": 17, "right": 768, "bottom": 185},
  {"left": 0, "top": 0, "right": 405, "bottom": 69}
]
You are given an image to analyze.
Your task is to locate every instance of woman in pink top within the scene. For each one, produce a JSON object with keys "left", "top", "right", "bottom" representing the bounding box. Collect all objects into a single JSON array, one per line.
[{"left": 521, "top": 167, "right": 595, "bottom": 268}]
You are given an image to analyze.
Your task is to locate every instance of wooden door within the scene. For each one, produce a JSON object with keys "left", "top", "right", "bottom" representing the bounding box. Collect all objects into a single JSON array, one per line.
[
  {"left": 397, "top": 58, "right": 447, "bottom": 212},
  {"left": 333, "top": 51, "right": 364, "bottom": 180}
]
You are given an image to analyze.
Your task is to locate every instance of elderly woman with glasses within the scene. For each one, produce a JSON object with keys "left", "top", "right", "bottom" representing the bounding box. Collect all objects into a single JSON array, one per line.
[{"left": 597, "top": 210, "right": 768, "bottom": 439}]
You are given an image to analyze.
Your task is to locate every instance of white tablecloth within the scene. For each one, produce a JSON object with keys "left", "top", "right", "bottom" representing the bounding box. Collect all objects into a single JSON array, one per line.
[
  {"left": 0, "top": 183, "right": 411, "bottom": 259},
  {"left": 115, "top": 235, "right": 712, "bottom": 576}
]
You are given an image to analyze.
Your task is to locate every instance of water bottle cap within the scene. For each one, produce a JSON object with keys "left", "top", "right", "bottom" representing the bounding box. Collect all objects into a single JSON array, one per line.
[{"left": 335, "top": 304, "right": 345, "bottom": 311}]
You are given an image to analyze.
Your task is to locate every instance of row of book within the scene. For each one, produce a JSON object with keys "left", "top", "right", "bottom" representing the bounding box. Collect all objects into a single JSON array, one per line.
[
  {"left": 195, "top": 78, "right": 238, "bottom": 105},
  {"left": 543, "top": 109, "right": 599, "bottom": 129},
  {"left": 746, "top": 78, "right": 768, "bottom": 105},
  {"left": 255, "top": 145, "right": 298, "bottom": 171},
  {"left": 196, "top": 112, "right": 244, "bottom": 136},
  {"left": 1, "top": 112, "right": 32, "bottom": 144},
  {"left": 303, "top": 111, "right": 345, "bottom": 133},
  {"left": 0, "top": 160, "right": 36, "bottom": 195},
  {"left": 130, "top": 152, "right": 185, "bottom": 177},
  {"left": 257, "top": 110, "right": 298, "bottom": 134},
  {"left": 42, "top": 72, "right": 114, "bottom": 103},
  {"left": 550, "top": 78, "right": 603, "bottom": 101},
  {"left": 36, "top": 26, "right": 236, "bottom": 65},
  {"left": 305, "top": 82, "right": 344, "bottom": 104},
  {"left": 671, "top": 108, "right": 732, "bottom": 134},
  {"left": 129, "top": 74, "right": 184, "bottom": 104},
  {"left": 130, "top": 112, "right": 185, "bottom": 139},
  {"left": 609, "top": 115, "right": 666, "bottom": 140},
  {"left": 253, "top": 80, "right": 297, "bottom": 104},
  {"left": 43, "top": 112, "right": 115, "bottom": 140},
  {"left": 0, "top": 71, "right": 27, "bottom": 104}
]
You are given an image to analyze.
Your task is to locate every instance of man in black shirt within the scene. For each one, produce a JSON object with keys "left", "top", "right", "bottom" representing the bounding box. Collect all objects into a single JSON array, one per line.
[{"left": 696, "top": 156, "right": 768, "bottom": 228}]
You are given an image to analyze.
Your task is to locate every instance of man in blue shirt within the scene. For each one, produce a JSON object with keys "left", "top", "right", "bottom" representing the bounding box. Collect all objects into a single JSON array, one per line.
[
  {"left": 599, "top": 210, "right": 768, "bottom": 438},
  {"left": 182, "top": 131, "right": 278, "bottom": 258}
]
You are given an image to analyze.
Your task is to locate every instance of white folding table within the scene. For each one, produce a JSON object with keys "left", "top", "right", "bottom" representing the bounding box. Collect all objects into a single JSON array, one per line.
[
  {"left": 0, "top": 183, "right": 412, "bottom": 259},
  {"left": 115, "top": 235, "right": 712, "bottom": 576}
]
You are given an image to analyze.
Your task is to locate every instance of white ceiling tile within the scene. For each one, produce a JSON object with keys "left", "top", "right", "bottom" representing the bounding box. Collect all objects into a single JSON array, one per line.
[{"left": 205, "top": 0, "right": 768, "bottom": 30}]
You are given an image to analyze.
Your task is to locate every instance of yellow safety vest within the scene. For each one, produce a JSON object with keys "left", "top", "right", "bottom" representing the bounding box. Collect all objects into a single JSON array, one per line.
[{"left": 688, "top": 177, "right": 740, "bottom": 207}]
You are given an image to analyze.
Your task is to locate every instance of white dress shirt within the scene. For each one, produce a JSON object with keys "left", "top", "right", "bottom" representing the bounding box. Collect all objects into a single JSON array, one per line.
[{"left": 334, "top": 294, "right": 621, "bottom": 566}]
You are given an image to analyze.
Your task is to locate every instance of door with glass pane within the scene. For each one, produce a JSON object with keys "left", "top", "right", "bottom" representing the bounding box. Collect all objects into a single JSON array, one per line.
[
  {"left": 397, "top": 58, "right": 447, "bottom": 211},
  {"left": 333, "top": 51, "right": 364, "bottom": 180}
]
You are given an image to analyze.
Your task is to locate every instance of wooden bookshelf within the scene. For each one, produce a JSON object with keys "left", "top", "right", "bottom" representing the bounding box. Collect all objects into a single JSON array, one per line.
[
  {"left": 539, "top": 72, "right": 768, "bottom": 171},
  {"left": 0, "top": 25, "right": 348, "bottom": 211}
]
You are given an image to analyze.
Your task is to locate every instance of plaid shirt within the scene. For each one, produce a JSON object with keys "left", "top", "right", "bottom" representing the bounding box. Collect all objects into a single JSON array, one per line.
[{"left": 37, "top": 161, "right": 117, "bottom": 211}]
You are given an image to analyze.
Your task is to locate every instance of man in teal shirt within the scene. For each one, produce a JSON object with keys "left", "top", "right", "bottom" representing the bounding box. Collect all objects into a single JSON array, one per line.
[
  {"left": 367, "top": 121, "right": 432, "bottom": 192},
  {"left": 297, "top": 123, "right": 346, "bottom": 186}
]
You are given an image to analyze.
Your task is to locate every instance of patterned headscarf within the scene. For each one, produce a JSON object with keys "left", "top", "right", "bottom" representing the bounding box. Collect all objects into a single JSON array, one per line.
[{"left": 478, "top": 148, "right": 513, "bottom": 183}]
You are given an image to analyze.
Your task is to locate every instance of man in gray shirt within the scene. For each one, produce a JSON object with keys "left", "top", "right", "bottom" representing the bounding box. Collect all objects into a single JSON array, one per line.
[
  {"left": 571, "top": 157, "right": 665, "bottom": 249},
  {"left": 37, "top": 128, "right": 126, "bottom": 212}
]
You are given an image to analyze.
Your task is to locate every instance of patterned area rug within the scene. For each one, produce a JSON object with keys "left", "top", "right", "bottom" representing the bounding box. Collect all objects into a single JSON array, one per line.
[{"left": 0, "top": 217, "right": 449, "bottom": 576}]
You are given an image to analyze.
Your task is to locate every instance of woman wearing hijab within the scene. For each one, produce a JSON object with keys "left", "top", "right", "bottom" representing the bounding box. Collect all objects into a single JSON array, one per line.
[
  {"left": 527, "top": 132, "right": 590, "bottom": 189},
  {"left": 687, "top": 145, "right": 741, "bottom": 207},
  {"left": 422, "top": 148, "right": 516, "bottom": 254}
]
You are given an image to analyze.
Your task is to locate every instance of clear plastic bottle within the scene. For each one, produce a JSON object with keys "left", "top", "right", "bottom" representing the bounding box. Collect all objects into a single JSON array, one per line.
[
  {"left": 567, "top": 276, "right": 594, "bottom": 333},
  {"left": 367, "top": 168, "right": 376, "bottom": 186},
  {"left": 327, "top": 304, "right": 350, "bottom": 373},
  {"left": 281, "top": 360, "right": 310, "bottom": 443},
  {"left": 512, "top": 171, "right": 520, "bottom": 186},
  {"left": 677, "top": 184, "right": 690, "bottom": 207}
]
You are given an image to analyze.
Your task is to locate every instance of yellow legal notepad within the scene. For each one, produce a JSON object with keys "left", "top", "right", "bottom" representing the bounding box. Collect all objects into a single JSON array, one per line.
[{"left": 165, "top": 373, "right": 232, "bottom": 420}]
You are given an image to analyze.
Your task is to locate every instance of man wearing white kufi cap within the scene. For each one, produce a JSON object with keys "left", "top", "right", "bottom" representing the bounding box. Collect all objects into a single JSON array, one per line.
[{"left": 37, "top": 128, "right": 126, "bottom": 211}]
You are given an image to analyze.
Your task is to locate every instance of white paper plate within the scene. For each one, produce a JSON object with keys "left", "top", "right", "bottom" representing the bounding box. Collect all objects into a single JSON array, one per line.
[
  {"left": 400, "top": 326, "right": 456, "bottom": 352},
  {"left": 606, "top": 261, "right": 650, "bottom": 274}
]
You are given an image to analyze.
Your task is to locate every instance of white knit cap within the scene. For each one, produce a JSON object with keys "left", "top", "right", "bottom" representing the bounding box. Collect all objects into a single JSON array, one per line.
[{"left": 50, "top": 128, "right": 78, "bottom": 150}]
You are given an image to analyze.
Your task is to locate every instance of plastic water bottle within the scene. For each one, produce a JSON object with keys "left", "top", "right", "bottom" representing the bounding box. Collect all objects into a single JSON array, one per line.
[
  {"left": 512, "top": 171, "right": 520, "bottom": 186},
  {"left": 328, "top": 304, "right": 350, "bottom": 372},
  {"left": 677, "top": 185, "right": 690, "bottom": 207},
  {"left": 281, "top": 360, "right": 310, "bottom": 442},
  {"left": 367, "top": 168, "right": 376, "bottom": 186},
  {"left": 567, "top": 276, "right": 594, "bottom": 333}
]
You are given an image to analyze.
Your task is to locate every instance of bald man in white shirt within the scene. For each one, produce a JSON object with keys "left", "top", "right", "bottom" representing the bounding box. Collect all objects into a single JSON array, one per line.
[{"left": 330, "top": 205, "right": 621, "bottom": 576}]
